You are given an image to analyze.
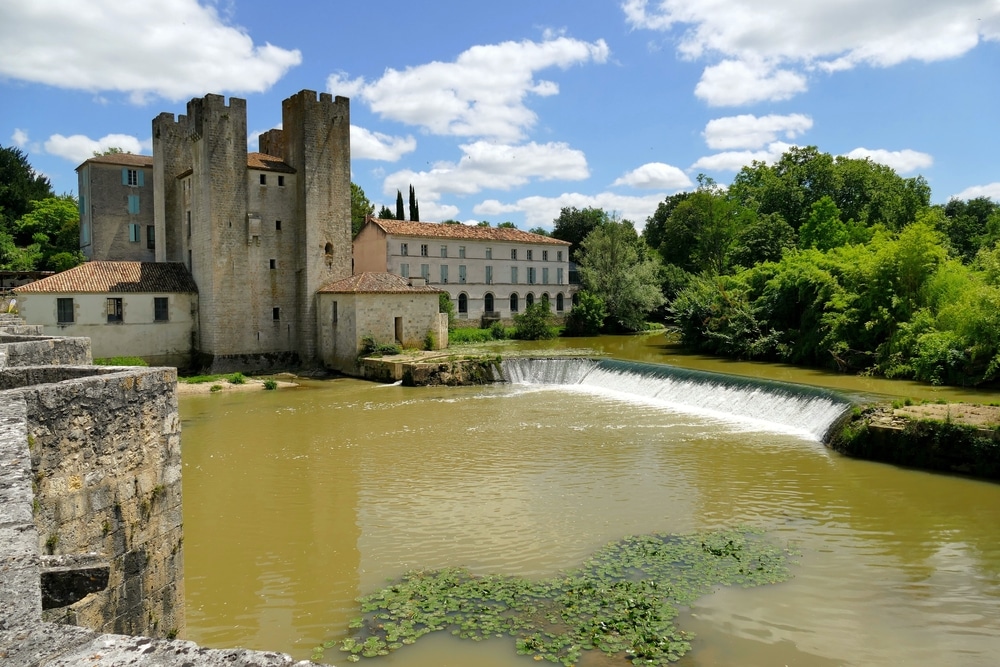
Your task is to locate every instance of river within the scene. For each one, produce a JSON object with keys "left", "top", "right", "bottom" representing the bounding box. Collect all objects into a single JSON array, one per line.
[{"left": 180, "top": 333, "right": 1000, "bottom": 666}]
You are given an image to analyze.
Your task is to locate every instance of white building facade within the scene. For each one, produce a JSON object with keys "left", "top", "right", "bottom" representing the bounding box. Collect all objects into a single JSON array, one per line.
[{"left": 353, "top": 219, "right": 574, "bottom": 322}]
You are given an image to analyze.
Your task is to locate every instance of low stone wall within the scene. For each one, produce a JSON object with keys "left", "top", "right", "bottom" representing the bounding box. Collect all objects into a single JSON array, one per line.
[{"left": 0, "top": 334, "right": 91, "bottom": 368}]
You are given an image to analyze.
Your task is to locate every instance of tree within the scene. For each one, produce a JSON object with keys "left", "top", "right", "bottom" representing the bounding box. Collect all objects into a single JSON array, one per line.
[
  {"left": 497, "top": 221, "right": 517, "bottom": 229},
  {"left": 377, "top": 205, "right": 394, "bottom": 220},
  {"left": 0, "top": 145, "right": 53, "bottom": 232},
  {"left": 577, "top": 218, "right": 665, "bottom": 331},
  {"left": 395, "top": 190, "right": 404, "bottom": 220},
  {"left": 563, "top": 291, "right": 607, "bottom": 336},
  {"left": 408, "top": 184, "right": 419, "bottom": 221},
  {"left": 513, "top": 301, "right": 556, "bottom": 340},
  {"left": 10, "top": 195, "right": 84, "bottom": 271},
  {"left": 528, "top": 227, "right": 550, "bottom": 237},
  {"left": 441, "top": 219, "right": 462, "bottom": 225},
  {"left": 93, "top": 146, "right": 125, "bottom": 156},
  {"left": 642, "top": 192, "right": 691, "bottom": 255},
  {"left": 350, "top": 183, "right": 374, "bottom": 237},
  {"left": 798, "top": 196, "right": 848, "bottom": 251},
  {"left": 476, "top": 220, "right": 491, "bottom": 227},
  {"left": 551, "top": 207, "right": 609, "bottom": 262},
  {"left": 439, "top": 292, "right": 455, "bottom": 328}
]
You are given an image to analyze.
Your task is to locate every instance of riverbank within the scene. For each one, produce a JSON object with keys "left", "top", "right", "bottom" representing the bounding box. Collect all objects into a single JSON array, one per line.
[
  {"left": 829, "top": 402, "right": 1000, "bottom": 480},
  {"left": 176, "top": 375, "right": 299, "bottom": 394}
]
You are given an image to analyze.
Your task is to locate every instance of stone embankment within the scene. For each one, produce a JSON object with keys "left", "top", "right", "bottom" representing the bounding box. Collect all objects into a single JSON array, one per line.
[
  {"left": 828, "top": 402, "right": 1000, "bottom": 480},
  {"left": 0, "top": 315, "right": 323, "bottom": 666},
  {"left": 360, "top": 351, "right": 502, "bottom": 385}
]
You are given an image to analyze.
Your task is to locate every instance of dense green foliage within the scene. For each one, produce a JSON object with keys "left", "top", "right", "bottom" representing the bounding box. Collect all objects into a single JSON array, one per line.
[
  {"left": 316, "top": 527, "right": 793, "bottom": 665},
  {"left": 513, "top": 301, "right": 558, "bottom": 340},
  {"left": 408, "top": 184, "right": 419, "bottom": 222},
  {"left": 563, "top": 290, "right": 607, "bottom": 336},
  {"left": 0, "top": 146, "right": 83, "bottom": 272},
  {"left": 551, "top": 206, "right": 609, "bottom": 262},
  {"left": 632, "top": 146, "right": 1000, "bottom": 387},
  {"left": 350, "top": 182, "right": 374, "bottom": 237}
]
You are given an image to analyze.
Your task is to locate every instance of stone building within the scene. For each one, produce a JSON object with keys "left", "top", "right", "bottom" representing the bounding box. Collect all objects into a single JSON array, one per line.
[
  {"left": 353, "top": 218, "right": 574, "bottom": 323},
  {"left": 20, "top": 89, "right": 445, "bottom": 371}
]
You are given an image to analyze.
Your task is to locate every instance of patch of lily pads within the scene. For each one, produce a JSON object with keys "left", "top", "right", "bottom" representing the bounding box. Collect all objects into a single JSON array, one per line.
[{"left": 313, "top": 527, "right": 795, "bottom": 666}]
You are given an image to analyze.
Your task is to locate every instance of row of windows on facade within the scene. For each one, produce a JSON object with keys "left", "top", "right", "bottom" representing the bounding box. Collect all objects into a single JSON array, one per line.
[
  {"left": 258, "top": 174, "right": 285, "bottom": 186},
  {"left": 56, "top": 297, "right": 168, "bottom": 324},
  {"left": 400, "top": 243, "right": 563, "bottom": 262},
  {"left": 474, "top": 292, "right": 565, "bottom": 314},
  {"left": 400, "top": 264, "right": 563, "bottom": 285}
]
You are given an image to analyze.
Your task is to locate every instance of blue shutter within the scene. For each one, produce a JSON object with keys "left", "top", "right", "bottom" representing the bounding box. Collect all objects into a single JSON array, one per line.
[
  {"left": 138, "top": 170, "right": 145, "bottom": 187},
  {"left": 122, "top": 168, "right": 128, "bottom": 185}
]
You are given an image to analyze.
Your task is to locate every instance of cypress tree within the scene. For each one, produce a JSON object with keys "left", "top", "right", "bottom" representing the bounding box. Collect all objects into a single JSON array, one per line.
[
  {"left": 409, "top": 184, "right": 420, "bottom": 222},
  {"left": 395, "top": 190, "right": 404, "bottom": 220}
]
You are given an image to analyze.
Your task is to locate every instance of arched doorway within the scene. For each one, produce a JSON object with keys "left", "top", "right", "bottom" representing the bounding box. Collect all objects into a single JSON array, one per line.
[
  {"left": 458, "top": 292, "right": 468, "bottom": 315},
  {"left": 509, "top": 293, "right": 519, "bottom": 313},
  {"left": 484, "top": 292, "right": 495, "bottom": 314},
  {"left": 556, "top": 292, "right": 564, "bottom": 312},
  {"left": 525, "top": 292, "right": 534, "bottom": 307}
]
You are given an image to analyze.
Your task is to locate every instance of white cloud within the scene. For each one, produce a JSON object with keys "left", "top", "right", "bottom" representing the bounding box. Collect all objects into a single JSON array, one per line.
[
  {"left": 843, "top": 147, "right": 933, "bottom": 173},
  {"left": 381, "top": 141, "right": 589, "bottom": 201},
  {"left": 624, "top": 0, "right": 1000, "bottom": 105},
  {"left": 474, "top": 191, "right": 667, "bottom": 230},
  {"left": 612, "top": 162, "right": 692, "bottom": 189},
  {"left": 0, "top": 0, "right": 301, "bottom": 102},
  {"left": 952, "top": 183, "right": 1000, "bottom": 201},
  {"left": 11, "top": 129, "right": 29, "bottom": 148},
  {"left": 351, "top": 126, "right": 417, "bottom": 162},
  {"left": 44, "top": 133, "right": 150, "bottom": 164},
  {"left": 328, "top": 36, "right": 610, "bottom": 141},
  {"left": 703, "top": 114, "right": 812, "bottom": 150},
  {"left": 691, "top": 142, "right": 794, "bottom": 172}
]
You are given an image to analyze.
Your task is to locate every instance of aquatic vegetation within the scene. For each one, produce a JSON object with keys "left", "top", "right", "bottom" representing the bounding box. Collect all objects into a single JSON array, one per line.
[{"left": 314, "top": 527, "right": 795, "bottom": 666}]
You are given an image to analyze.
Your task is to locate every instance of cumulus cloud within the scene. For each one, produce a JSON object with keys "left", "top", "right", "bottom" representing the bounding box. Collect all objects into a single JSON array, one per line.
[
  {"left": 328, "top": 36, "right": 610, "bottom": 141},
  {"left": 623, "top": 0, "right": 1000, "bottom": 105},
  {"left": 381, "top": 141, "right": 589, "bottom": 202},
  {"left": 351, "top": 126, "right": 417, "bottom": 162},
  {"left": 612, "top": 162, "right": 692, "bottom": 189},
  {"left": 703, "top": 114, "right": 812, "bottom": 150},
  {"left": 0, "top": 0, "right": 301, "bottom": 102},
  {"left": 691, "top": 142, "right": 794, "bottom": 172},
  {"left": 44, "top": 133, "right": 151, "bottom": 164},
  {"left": 952, "top": 183, "right": 1000, "bottom": 201},
  {"left": 475, "top": 192, "right": 667, "bottom": 230},
  {"left": 11, "top": 129, "right": 29, "bottom": 148},
  {"left": 843, "top": 147, "right": 933, "bottom": 173}
]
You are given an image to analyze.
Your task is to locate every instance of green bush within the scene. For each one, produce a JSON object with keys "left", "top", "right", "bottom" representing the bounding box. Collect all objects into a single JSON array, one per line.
[
  {"left": 360, "top": 334, "right": 402, "bottom": 356},
  {"left": 513, "top": 302, "right": 557, "bottom": 340},
  {"left": 229, "top": 372, "right": 246, "bottom": 385},
  {"left": 94, "top": 356, "right": 148, "bottom": 366},
  {"left": 563, "top": 290, "right": 606, "bottom": 336},
  {"left": 449, "top": 327, "right": 494, "bottom": 344},
  {"left": 489, "top": 320, "right": 508, "bottom": 340},
  {"left": 262, "top": 378, "right": 278, "bottom": 390}
]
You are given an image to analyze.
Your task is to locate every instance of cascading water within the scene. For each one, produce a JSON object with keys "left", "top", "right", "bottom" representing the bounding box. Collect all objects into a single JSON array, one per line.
[{"left": 501, "top": 357, "right": 854, "bottom": 442}]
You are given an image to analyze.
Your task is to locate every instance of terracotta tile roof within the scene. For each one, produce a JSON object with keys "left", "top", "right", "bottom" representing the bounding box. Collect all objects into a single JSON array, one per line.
[
  {"left": 317, "top": 272, "right": 442, "bottom": 294},
  {"left": 15, "top": 262, "right": 198, "bottom": 294},
  {"left": 78, "top": 153, "right": 154, "bottom": 169},
  {"left": 247, "top": 152, "right": 296, "bottom": 173},
  {"left": 367, "top": 218, "right": 570, "bottom": 245}
]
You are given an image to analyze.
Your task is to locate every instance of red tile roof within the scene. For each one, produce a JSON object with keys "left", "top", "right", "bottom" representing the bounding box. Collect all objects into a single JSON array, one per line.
[
  {"left": 78, "top": 153, "right": 154, "bottom": 169},
  {"left": 367, "top": 218, "right": 569, "bottom": 245},
  {"left": 247, "top": 152, "right": 296, "bottom": 173},
  {"left": 317, "top": 272, "right": 442, "bottom": 294},
  {"left": 15, "top": 262, "right": 198, "bottom": 294}
]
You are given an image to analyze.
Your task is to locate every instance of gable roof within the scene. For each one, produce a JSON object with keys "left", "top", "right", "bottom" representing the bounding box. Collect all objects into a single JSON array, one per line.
[
  {"left": 15, "top": 262, "right": 198, "bottom": 294},
  {"left": 317, "top": 272, "right": 442, "bottom": 294},
  {"left": 78, "top": 153, "right": 154, "bottom": 170},
  {"left": 366, "top": 218, "right": 570, "bottom": 245},
  {"left": 247, "top": 152, "right": 296, "bottom": 173}
]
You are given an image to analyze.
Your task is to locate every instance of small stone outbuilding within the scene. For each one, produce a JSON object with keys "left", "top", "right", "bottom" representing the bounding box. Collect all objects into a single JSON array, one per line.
[{"left": 316, "top": 272, "right": 447, "bottom": 375}]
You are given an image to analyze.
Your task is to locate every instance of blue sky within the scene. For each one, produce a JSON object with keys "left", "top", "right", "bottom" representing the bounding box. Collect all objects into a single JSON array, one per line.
[{"left": 2, "top": 0, "right": 999, "bottom": 230}]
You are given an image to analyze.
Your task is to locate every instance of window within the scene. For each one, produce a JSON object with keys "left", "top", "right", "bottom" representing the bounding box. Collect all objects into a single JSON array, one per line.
[
  {"left": 57, "top": 298, "right": 74, "bottom": 324},
  {"left": 259, "top": 174, "right": 267, "bottom": 185},
  {"left": 400, "top": 263, "right": 409, "bottom": 278},
  {"left": 485, "top": 292, "right": 495, "bottom": 312},
  {"left": 440, "top": 245, "right": 448, "bottom": 258},
  {"left": 440, "top": 265, "right": 449, "bottom": 283},
  {"left": 485, "top": 266, "right": 493, "bottom": 284},
  {"left": 543, "top": 250, "right": 548, "bottom": 261},
  {"left": 527, "top": 249, "right": 533, "bottom": 261},
  {"left": 557, "top": 251, "right": 563, "bottom": 262},
  {"left": 106, "top": 297, "right": 123, "bottom": 323},
  {"left": 511, "top": 267, "right": 518, "bottom": 284},
  {"left": 526, "top": 293, "right": 534, "bottom": 307},
  {"left": 557, "top": 268, "right": 564, "bottom": 285},
  {"left": 186, "top": 211, "right": 191, "bottom": 238},
  {"left": 129, "top": 223, "right": 140, "bottom": 243},
  {"left": 511, "top": 248, "right": 517, "bottom": 260},
  {"left": 420, "top": 264, "right": 430, "bottom": 280},
  {"left": 272, "top": 307, "right": 280, "bottom": 321},
  {"left": 147, "top": 225, "right": 155, "bottom": 250},
  {"left": 527, "top": 267, "right": 536, "bottom": 284},
  {"left": 458, "top": 265, "right": 466, "bottom": 283},
  {"left": 400, "top": 242, "right": 408, "bottom": 256},
  {"left": 269, "top": 258, "right": 276, "bottom": 269},
  {"left": 275, "top": 220, "right": 282, "bottom": 231},
  {"left": 332, "top": 301, "right": 338, "bottom": 324},
  {"left": 79, "top": 195, "right": 85, "bottom": 215},
  {"left": 81, "top": 221, "right": 90, "bottom": 244},
  {"left": 486, "top": 247, "right": 493, "bottom": 260},
  {"left": 420, "top": 244, "right": 428, "bottom": 257},
  {"left": 122, "top": 168, "right": 142, "bottom": 186},
  {"left": 458, "top": 293, "right": 468, "bottom": 314},
  {"left": 459, "top": 246, "right": 466, "bottom": 258},
  {"left": 510, "top": 293, "right": 519, "bottom": 312},
  {"left": 556, "top": 293, "right": 564, "bottom": 311},
  {"left": 542, "top": 267, "right": 549, "bottom": 284},
  {"left": 278, "top": 175, "right": 285, "bottom": 187},
  {"left": 127, "top": 195, "right": 139, "bottom": 214},
  {"left": 154, "top": 297, "right": 168, "bottom": 322}
]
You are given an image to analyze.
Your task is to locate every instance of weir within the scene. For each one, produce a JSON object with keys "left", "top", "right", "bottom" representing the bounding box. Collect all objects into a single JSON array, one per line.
[{"left": 501, "top": 357, "right": 854, "bottom": 442}]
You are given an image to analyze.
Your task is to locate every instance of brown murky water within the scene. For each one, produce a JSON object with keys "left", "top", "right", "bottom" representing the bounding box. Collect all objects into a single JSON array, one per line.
[{"left": 181, "top": 334, "right": 1000, "bottom": 666}]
